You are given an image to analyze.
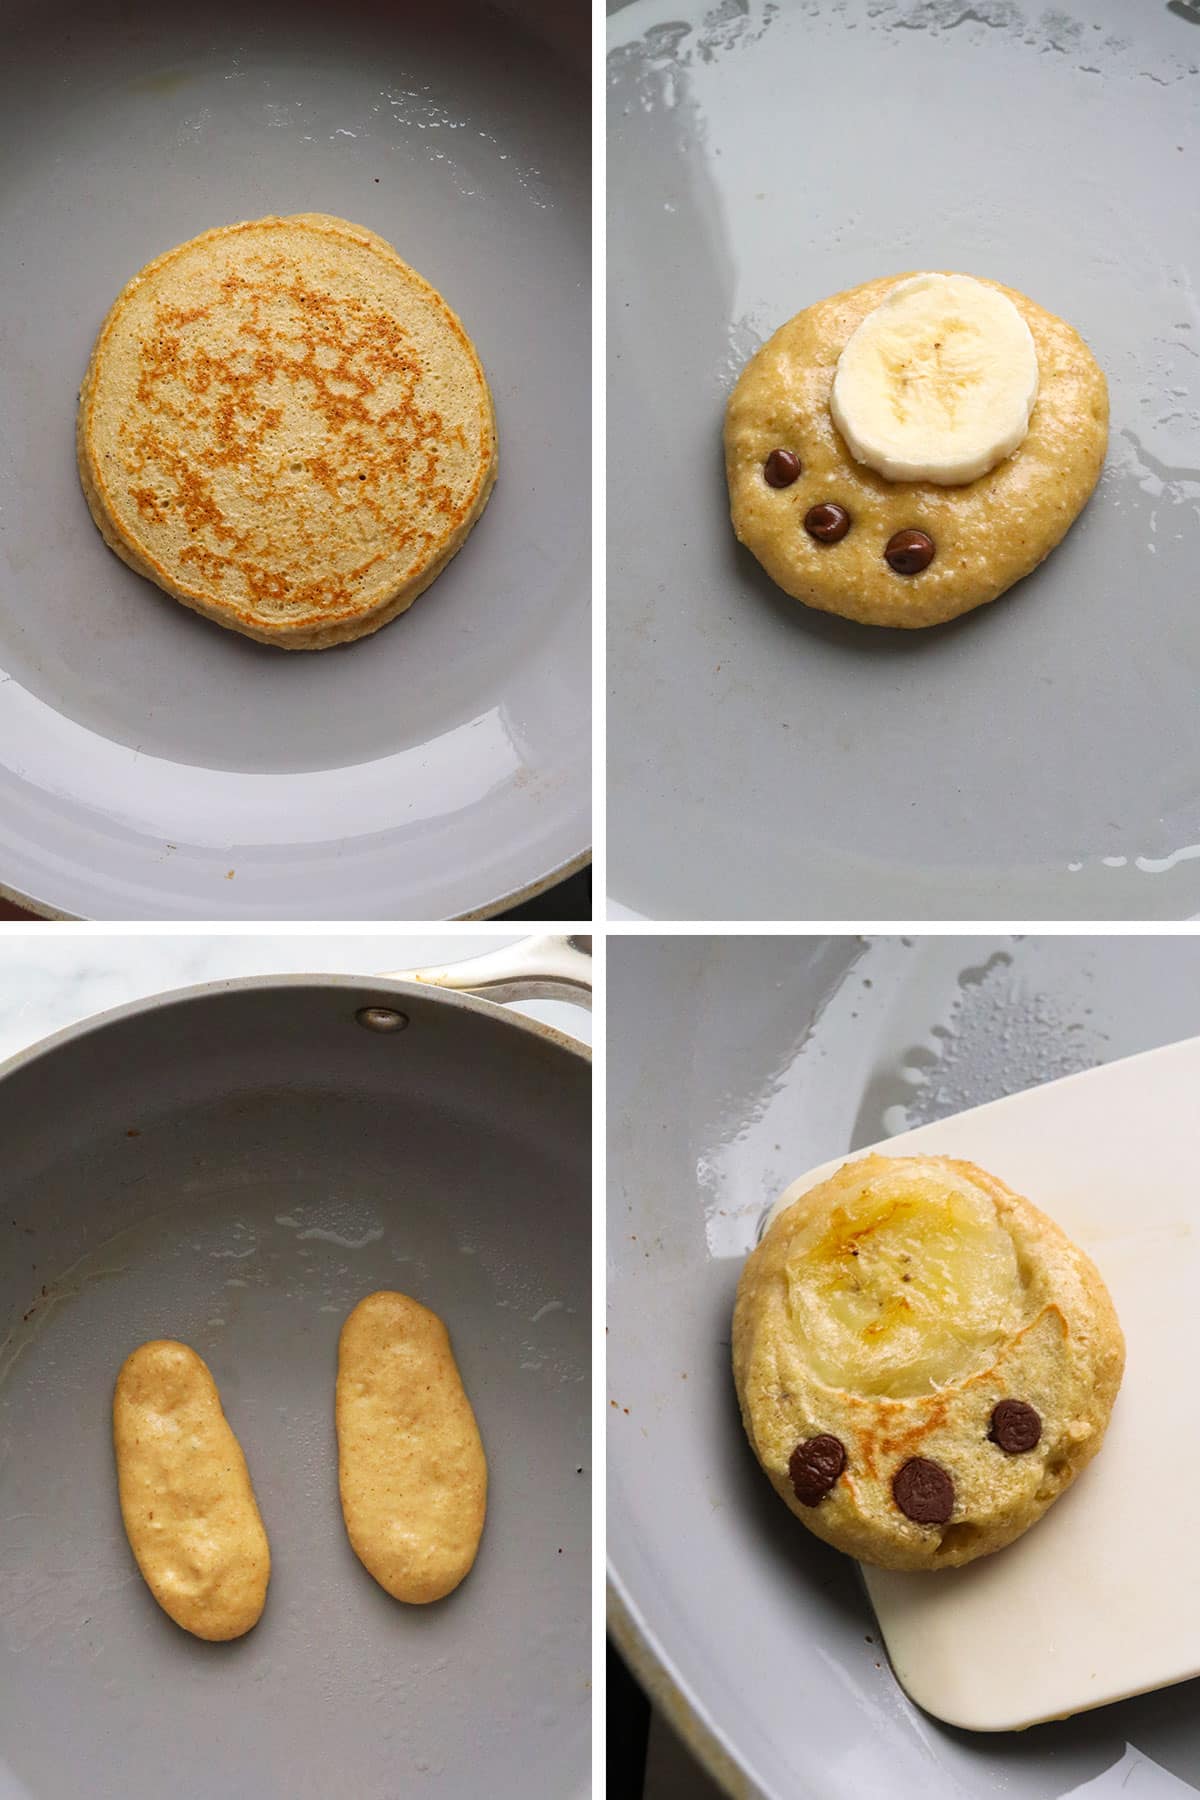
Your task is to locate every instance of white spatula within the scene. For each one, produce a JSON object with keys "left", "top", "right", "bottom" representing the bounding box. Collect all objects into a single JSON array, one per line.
[{"left": 765, "top": 1037, "right": 1200, "bottom": 1734}]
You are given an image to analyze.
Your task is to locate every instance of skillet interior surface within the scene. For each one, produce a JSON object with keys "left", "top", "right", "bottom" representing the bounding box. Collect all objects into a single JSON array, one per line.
[
  {"left": 0, "top": 978, "right": 590, "bottom": 1799},
  {"left": 607, "top": 0, "right": 1200, "bottom": 920},
  {"left": 0, "top": 0, "right": 589, "bottom": 919},
  {"left": 608, "top": 936, "right": 1200, "bottom": 1799}
]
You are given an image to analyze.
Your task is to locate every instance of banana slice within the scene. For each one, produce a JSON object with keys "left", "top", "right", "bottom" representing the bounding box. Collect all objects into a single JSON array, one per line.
[
  {"left": 830, "top": 273, "right": 1039, "bottom": 485},
  {"left": 780, "top": 1164, "right": 1024, "bottom": 1398}
]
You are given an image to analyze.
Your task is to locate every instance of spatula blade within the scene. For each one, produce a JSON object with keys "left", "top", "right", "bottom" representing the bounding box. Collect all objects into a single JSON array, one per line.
[{"left": 767, "top": 1037, "right": 1200, "bottom": 1732}]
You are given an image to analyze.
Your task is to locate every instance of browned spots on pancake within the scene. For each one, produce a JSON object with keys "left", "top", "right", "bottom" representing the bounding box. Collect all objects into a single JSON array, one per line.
[
  {"left": 871, "top": 1399, "right": 951, "bottom": 1468},
  {"left": 208, "top": 391, "right": 284, "bottom": 471},
  {"left": 125, "top": 427, "right": 231, "bottom": 543},
  {"left": 157, "top": 303, "right": 212, "bottom": 329},
  {"left": 837, "top": 1392, "right": 951, "bottom": 1483},
  {"left": 241, "top": 556, "right": 385, "bottom": 614},
  {"left": 836, "top": 1307, "right": 1065, "bottom": 1485},
  {"left": 130, "top": 485, "right": 169, "bottom": 525},
  {"left": 135, "top": 335, "right": 184, "bottom": 412},
  {"left": 854, "top": 1439, "right": 879, "bottom": 1482},
  {"left": 176, "top": 539, "right": 387, "bottom": 622},
  {"left": 305, "top": 454, "right": 340, "bottom": 498}
]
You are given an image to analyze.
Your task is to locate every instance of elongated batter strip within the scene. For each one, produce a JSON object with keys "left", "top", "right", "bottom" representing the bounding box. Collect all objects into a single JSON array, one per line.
[
  {"left": 336, "top": 1291, "right": 487, "bottom": 1603},
  {"left": 113, "top": 1339, "right": 270, "bottom": 1639}
]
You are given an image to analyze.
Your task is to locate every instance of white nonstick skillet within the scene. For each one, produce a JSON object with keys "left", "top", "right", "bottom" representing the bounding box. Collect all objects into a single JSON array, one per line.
[
  {"left": 0, "top": 935, "right": 590, "bottom": 1799},
  {"left": 608, "top": 935, "right": 1200, "bottom": 1799},
  {"left": 607, "top": 0, "right": 1200, "bottom": 921},
  {"left": 0, "top": 0, "right": 589, "bottom": 919}
]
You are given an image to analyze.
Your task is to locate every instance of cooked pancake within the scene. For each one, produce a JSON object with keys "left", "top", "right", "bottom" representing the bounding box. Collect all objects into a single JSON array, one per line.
[
  {"left": 77, "top": 214, "right": 497, "bottom": 649},
  {"left": 733, "top": 1155, "right": 1124, "bottom": 1569}
]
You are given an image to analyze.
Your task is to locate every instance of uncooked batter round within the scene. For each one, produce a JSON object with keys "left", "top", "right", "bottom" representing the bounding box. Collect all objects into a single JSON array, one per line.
[{"left": 725, "top": 273, "right": 1108, "bottom": 629}]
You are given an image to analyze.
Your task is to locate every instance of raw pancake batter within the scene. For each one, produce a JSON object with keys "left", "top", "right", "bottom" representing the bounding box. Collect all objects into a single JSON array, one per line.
[
  {"left": 336, "top": 1291, "right": 487, "bottom": 1603},
  {"left": 113, "top": 1340, "right": 270, "bottom": 1639},
  {"left": 725, "top": 273, "right": 1107, "bottom": 627}
]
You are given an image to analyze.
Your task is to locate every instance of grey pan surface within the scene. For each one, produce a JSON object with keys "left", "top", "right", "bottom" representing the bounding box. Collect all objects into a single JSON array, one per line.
[
  {"left": 607, "top": 0, "right": 1200, "bottom": 921},
  {"left": 0, "top": 977, "right": 590, "bottom": 1799},
  {"left": 0, "top": 0, "right": 589, "bottom": 920},
  {"left": 608, "top": 935, "right": 1200, "bottom": 1799}
]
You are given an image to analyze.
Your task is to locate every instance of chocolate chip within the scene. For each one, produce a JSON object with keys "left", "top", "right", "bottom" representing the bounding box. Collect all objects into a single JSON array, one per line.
[
  {"left": 764, "top": 448, "right": 802, "bottom": 488},
  {"left": 892, "top": 1457, "right": 954, "bottom": 1525},
  {"left": 885, "top": 528, "right": 935, "bottom": 574},
  {"left": 805, "top": 502, "right": 850, "bottom": 543},
  {"left": 989, "top": 1399, "right": 1042, "bottom": 1455},
  {"left": 789, "top": 1434, "right": 847, "bottom": 1506}
]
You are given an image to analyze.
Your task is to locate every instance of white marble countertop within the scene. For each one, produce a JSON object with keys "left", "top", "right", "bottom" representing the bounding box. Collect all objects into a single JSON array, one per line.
[{"left": 0, "top": 931, "right": 591, "bottom": 1064}]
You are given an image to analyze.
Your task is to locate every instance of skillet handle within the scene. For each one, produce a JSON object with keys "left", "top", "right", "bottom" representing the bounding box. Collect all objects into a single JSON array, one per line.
[{"left": 380, "top": 935, "right": 592, "bottom": 1013}]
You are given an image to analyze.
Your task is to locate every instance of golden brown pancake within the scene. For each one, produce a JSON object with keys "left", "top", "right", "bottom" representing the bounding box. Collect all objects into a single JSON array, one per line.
[
  {"left": 733, "top": 1155, "right": 1124, "bottom": 1568},
  {"left": 78, "top": 213, "right": 497, "bottom": 649}
]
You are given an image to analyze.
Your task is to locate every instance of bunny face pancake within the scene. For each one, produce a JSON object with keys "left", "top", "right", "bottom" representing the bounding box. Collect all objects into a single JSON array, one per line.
[
  {"left": 725, "top": 273, "right": 1107, "bottom": 628},
  {"left": 732, "top": 1155, "right": 1124, "bottom": 1569}
]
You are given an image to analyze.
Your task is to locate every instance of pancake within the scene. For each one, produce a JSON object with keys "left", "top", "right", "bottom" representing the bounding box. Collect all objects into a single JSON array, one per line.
[
  {"left": 113, "top": 1340, "right": 270, "bottom": 1640},
  {"left": 732, "top": 1155, "right": 1124, "bottom": 1569},
  {"left": 336, "top": 1292, "right": 488, "bottom": 1604},
  {"left": 78, "top": 213, "right": 497, "bottom": 649},
  {"left": 725, "top": 274, "right": 1107, "bottom": 628}
]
